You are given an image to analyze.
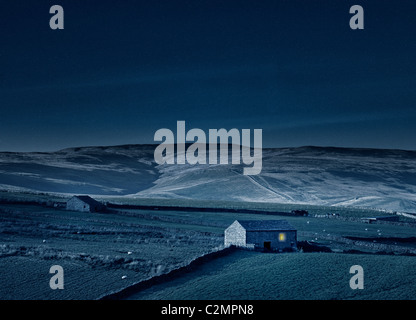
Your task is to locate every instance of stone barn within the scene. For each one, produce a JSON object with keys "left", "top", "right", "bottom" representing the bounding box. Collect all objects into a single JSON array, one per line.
[
  {"left": 66, "top": 195, "right": 106, "bottom": 213},
  {"left": 224, "top": 220, "right": 297, "bottom": 252}
]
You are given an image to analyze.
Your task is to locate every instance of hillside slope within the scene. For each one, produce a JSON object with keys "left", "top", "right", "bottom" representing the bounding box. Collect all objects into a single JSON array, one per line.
[
  {"left": 0, "top": 145, "right": 415, "bottom": 213},
  {"left": 0, "top": 145, "right": 157, "bottom": 195},
  {"left": 135, "top": 146, "right": 416, "bottom": 213}
]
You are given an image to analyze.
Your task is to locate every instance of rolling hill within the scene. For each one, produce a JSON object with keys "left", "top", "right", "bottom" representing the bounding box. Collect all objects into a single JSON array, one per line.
[{"left": 0, "top": 145, "right": 415, "bottom": 213}]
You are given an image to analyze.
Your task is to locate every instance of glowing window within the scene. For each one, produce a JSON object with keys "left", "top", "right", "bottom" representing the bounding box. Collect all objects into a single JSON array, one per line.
[{"left": 279, "top": 233, "right": 286, "bottom": 242}]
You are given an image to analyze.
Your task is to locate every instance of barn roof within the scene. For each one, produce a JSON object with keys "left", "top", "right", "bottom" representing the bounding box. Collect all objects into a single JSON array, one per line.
[
  {"left": 236, "top": 220, "right": 296, "bottom": 231},
  {"left": 71, "top": 195, "right": 103, "bottom": 206}
]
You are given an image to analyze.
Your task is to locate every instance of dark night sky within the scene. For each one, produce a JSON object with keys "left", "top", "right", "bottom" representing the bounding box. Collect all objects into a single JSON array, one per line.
[{"left": 0, "top": 0, "right": 415, "bottom": 151}]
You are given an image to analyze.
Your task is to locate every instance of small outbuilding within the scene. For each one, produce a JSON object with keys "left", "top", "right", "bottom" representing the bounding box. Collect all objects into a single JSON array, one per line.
[
  {"left": 224, "top": 219, "right": 297, "bottom": 252},
  {"left": 66, "top": 195, "right": 106, "bottom": 213}
]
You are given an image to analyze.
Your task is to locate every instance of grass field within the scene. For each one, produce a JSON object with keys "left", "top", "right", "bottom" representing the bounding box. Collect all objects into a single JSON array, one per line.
[
  {"left": 0, "top": 256, "right": 143, "bottom": 300},
  {"left": 126, "top": 250, "right": 416, "bottom": 300},
  {"left": 1, "top": 191, "right": 416, "bottom": 300},
  {"left": 0, "top": 203, "right": 222, "bottom": 300},
  {"left": 100, "top": 195, "right": 401, "bottom": 219},
  {"left": 117, "top": 207, "right": 415, "bottom": 240},
  {"left": 1, "top": 190, "right": 404, "bottom": 219}
]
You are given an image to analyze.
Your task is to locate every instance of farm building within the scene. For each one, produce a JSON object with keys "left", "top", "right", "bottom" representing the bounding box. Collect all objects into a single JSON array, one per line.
[
  {"left": 66, "top": 195, "right": 106, "bottom": 213},
  {"left": 224, "top": 220, "right": 297, "bottom": 252}
]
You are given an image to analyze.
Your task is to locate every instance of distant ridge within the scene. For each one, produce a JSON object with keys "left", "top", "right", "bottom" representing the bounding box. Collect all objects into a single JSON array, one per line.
[{"left": 0, "top": 145, "right": 415, "bottom": 213}]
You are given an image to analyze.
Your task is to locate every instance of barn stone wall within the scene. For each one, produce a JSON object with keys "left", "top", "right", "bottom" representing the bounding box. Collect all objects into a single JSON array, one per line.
[
  {"left": 246, "top": 230, "right": 297, "bottom": 251},
  {"left": 224, "top": 221, "right": 246, "bottom": 247},
  {"left": 66, "top": 198, "right": 91, "bottom": 212},
  {"left": 225, "top": 221, "right": 297, "bottom": 251}
]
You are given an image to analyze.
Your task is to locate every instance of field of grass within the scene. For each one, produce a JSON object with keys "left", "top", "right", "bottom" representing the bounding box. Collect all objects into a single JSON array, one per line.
[
  {"left": 100, "top": 195, "right": 397, "bottom": 218},
  {"left": 0, "top": 203, "right": 222, "bottom": 300},
  {"left": 1, "top": 189, "right": 400, "bottom": 219},
  {"left": 0, "top": 255, "right": 143, "bottom": 300},
  {"left": 116, "top": 207, "right": 416, "bottom": 252},
  {"left": 126, "top": 250, "right": 416, "bottom": 300},
  {"left": 1, "top": 191, "right": 416, "bottom": 300}
]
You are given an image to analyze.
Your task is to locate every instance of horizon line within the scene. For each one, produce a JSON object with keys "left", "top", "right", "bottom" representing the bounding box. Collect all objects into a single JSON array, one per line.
[{"left": 1, "top": 143, "right": 415, "bottom": 154}]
